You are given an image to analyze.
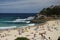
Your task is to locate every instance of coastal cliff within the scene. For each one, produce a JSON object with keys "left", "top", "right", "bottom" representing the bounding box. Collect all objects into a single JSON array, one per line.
[{"left": 31, "top": 5, "right": 60, "bottom": 23}]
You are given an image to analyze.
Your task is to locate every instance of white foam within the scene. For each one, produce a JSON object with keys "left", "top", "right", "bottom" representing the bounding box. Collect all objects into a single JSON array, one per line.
[
  {"left": 0, "top": 24, "right": 35, "bottom": 29},
  {"left": 28, "top": 23, "right": 35, "bottom": 26},
  {"left": 2, "top": 19, "right": 30, "bottom": 23},
  {"left": 0, "top": 26, "right": 16, "bottom": 29},
  {"left": 13, "top": 18, "right": 26, "bottom": 22},
  {"left": 26, "top": 16, "right": 34, "bottom": 20},
  {"left": 26, "top": 21, "right": 30, "bottom": 23}
]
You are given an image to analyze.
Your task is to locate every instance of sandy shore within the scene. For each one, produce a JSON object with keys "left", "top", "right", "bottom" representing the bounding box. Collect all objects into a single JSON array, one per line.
[{"left": 0, "top": 20, "right": 60, "bottom": 40}]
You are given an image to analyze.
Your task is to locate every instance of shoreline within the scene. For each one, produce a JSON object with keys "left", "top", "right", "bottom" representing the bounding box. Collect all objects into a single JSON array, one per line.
[
  {"left": 0, "top": 19, "right": 60, "bottom": 40},
  {"left": 0, "top": 19, "right": 59, "bottom": 30}
]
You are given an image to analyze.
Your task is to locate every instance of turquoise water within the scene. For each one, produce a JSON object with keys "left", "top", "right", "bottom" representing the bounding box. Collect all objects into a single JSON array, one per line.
[{"left": 0, "top": 13, "right": 36, "bottom": 29}]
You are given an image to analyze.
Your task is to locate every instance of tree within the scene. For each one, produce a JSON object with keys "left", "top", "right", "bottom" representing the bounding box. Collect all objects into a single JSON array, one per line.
[
  {"left": 40, "top": 5, "right": 60, "bottom": 16},
  {"left": 15, "top": 37, "right": 29, "bottom": 40}
]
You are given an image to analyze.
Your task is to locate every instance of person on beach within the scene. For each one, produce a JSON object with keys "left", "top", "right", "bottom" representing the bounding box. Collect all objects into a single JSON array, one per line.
[
  {"left": 6, "top": 38, "right": 8, "bottom": 40},
  {"left": 47, "top": 26, "right": 52, "bottom": 32},
  {"left": 21, "top": 29, "right": 24, "bottom": 33},
  {"left": 48, "top": 37, "right": 52, "bottom": 40},
  {"left": 40, "top": 32, "right": 48, "bottom": 40},
  {"left": 41, "top": 34, "right": 48, "bottom": 40},
  {"left": 54, "top": 27, "right": 58, "bottom": 31},
  {"left": 34, "top": 34, "right": 36, "bottom": 37},
  {"left": 18, "top": 29, "right": 20, "bottom": 35},
  {"left": 58, "top": 36, "right": 60, "bottom": 40},
  {"left": 47, "top": 23, "right": 51, "bottom": 31},
  {"left": 32, "top": 37, "right": 35, "bottom": 40}
]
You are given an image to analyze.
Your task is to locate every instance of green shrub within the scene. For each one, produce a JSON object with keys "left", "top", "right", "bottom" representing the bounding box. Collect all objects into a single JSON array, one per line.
[
  {"left": 40, "top": 5, "right": 60, "bottom": 16},
  {"left": 15, "top": 37, "right": 29, "bottom": 40}
]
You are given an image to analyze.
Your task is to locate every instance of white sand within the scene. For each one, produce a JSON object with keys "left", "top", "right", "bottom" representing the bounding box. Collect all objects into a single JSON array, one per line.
[{"left": 0, "top": 20, "right": 60, "bottom": 40}]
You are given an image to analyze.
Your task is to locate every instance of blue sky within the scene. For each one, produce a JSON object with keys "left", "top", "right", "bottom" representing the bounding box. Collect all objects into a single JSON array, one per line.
[{"left": 0, "top": 0, "right": 60, "bottom": 13}]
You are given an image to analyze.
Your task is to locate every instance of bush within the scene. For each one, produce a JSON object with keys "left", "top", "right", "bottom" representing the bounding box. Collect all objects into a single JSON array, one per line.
[
  {"left": 40, "top": 5, "right": 60, "bottom": 16},
  {"left": 15, "top": 37, "right": 29, "bottom": 40}
]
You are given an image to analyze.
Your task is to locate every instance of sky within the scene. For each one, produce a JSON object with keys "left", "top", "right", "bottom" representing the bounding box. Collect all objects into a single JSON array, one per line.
[{"left": 0, "top": 0, "right": 60, "bottom": 13}]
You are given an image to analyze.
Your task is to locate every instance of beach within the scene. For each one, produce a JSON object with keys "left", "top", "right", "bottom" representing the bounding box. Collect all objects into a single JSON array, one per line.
[{"left": 0, "top": 20, "right": 60, "bottom": 40}]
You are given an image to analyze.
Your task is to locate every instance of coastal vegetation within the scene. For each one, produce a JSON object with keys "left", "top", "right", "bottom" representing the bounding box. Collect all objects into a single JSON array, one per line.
[
  {"left": 40, "top": 5, "right": 60, "bottom": 16},
  {"left": 31, "top": 5, "right": 60, "bottom": 23},
  {"left": 15, "top": 37, "right": 29, "bottom": 40}
]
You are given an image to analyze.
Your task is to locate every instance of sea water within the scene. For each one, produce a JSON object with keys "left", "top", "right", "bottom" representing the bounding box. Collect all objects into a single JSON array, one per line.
[{"left": 0, "top": 13, "right": 36, "bottom": 29}]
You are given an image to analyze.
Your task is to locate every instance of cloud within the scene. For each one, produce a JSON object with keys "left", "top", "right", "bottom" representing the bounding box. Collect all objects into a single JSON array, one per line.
[
  {"left": 0, "top": 0, "right": 60, "bottom": 13},
  {"left": 0, "top": 0, "right": 50, "bottom": 8}
]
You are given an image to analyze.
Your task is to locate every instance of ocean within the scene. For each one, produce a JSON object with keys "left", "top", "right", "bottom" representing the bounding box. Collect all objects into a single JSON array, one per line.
[{"left": 0, "top": 13, "right": 37, "bottom": 29}]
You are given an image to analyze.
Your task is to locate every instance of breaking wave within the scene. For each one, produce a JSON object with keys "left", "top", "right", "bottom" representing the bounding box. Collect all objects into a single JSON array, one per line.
[
  {"left": 1, "top": 16, "right": 34, "bottom": 23},
  {"left": 0, "top": 23, "right": 35, "bottom": 29}
]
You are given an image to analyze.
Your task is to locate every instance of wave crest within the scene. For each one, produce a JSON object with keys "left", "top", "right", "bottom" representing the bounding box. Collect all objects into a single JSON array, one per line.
[{"left": 1, "top": 16, "right": 34, "bottom": 23}]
